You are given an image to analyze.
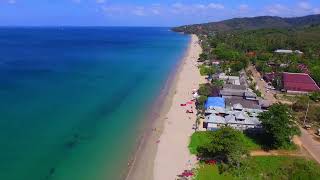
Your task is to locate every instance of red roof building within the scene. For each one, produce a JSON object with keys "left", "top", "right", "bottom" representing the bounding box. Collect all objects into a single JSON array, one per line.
[{"left": 283, "top": 72, "right": 320, "bottom": 93}]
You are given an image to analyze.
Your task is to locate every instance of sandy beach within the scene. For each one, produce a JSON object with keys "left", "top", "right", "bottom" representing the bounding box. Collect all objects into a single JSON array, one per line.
[{"left": 126, "top": 34, "right": 204, "bottom": 180}]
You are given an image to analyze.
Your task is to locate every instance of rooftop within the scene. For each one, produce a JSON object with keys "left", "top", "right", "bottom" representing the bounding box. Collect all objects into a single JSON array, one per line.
[
  {"left": 223, "top": 84, "right": 247, "bottom": 91},
  {"left": 283, "top": 72, "right": 320, "bottom": 92},
  {"left": 225, "top": 98, "right": 261, "bottom": 109},
  {"left": 205, "top": 97, "right": 225, "bottom": 109}
]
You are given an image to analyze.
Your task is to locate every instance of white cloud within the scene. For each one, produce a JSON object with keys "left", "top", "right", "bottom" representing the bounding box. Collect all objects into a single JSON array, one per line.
[
  {"left": 96, "top": 0, "right": 106, "bottom": 4},
  {"left": 8, "top": 0, "right": 16, "bottom": 4},
  {"left": 313, "top": 8, "right": 320, "bottom": 14},
  {"left": 208, "top": 3, "right": 224, "bottom": 10},
  {"left": 195, "top": 4, "right": 206, "bottom": 10},
  {"left": 265, "top": 4, "right": 288, "bottom": 15},
  {"left": 298, "top": 1, "right": 311, "bottom": 10}
]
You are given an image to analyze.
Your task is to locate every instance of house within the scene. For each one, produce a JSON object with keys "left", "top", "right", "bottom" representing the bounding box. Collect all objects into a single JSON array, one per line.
[
  {"left": 244, "top": 91, "right": 257, "bottom": 100},
  {"left": 246, "top": 51, "right": 256, "bottom": 57},
  {"left": 205, "top": 106, "right": 226, "bottom": 116},
  {"left": 220, "top": 89, "right": 258, "bottom": 101},
  {"left": 223, "top": 84, "right": 247, "bottom": 91},
  {"left": 297, "top": 64, "right": 309, "bottom": 74},
  {"left": 225, "top": 98, "right": 261, "bottom": 109},
  {"left": 203, "top": 103, "right": 263, "bottom": 131},
  {"left": 218, "top": 73, "right": 240, "bottom": 85},
  {"left": 205, "top": 97, "right": 225, "bottom": 109},
  {"left": 263, "top": 72, "right": 276, "bottom": 82},
  {"left": 220, "top": 84, "right": 247, "bottom": 98},
  {"left": 275, "top": 49, "right": 293, "bottom": 54},
  {"left": 212, "top": 61, "right": 220, "bottom": 65},
  {"left": 282, "top": 72, "right": 320, "bottom": 94},
  {"left": 274, "top": 49, "right": 303, "bottom": 54}
]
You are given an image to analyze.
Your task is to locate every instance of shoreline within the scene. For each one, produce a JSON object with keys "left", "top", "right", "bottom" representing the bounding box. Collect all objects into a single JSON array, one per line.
[{"left": 126, "top": 34, "right": 203, "bottom": 180}]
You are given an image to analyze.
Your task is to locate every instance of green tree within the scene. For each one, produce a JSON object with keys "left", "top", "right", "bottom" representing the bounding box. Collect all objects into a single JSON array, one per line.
[
  {"left": 307, "top": 106, "right": 320, "bottom": 123},
  {"left": 198, "top": 53, "right": 208, "bottom": 62},
  {"left": 198, "top": 84, "right": 212, "bottom": 96},
  {"left": 259, "top": 103, "right": 300, "bottom": 149},
  {"left": 309, "top": 92, "right": 320, "bottom": 102},
  {"left": 212, "top": 79, "right": 224, "bottom": 88},
  {"left": 197, "top": 127, "right": 249, "bottom": 167},
  {"left": 292, "top": 96, "right": 309, "bottom": 111},
  {"left": 311, "top": 66, "right": 320, "bottom": 84},
  {"left": 199, "top": 65, "right": 216, "bottom": 76},
  {"left": 196, "top": 95, "right": 208, "bottom": 111}
]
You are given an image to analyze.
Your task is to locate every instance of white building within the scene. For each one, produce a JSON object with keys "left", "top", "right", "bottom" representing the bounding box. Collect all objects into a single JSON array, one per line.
[
  {"left": 218, "top": 73, "right": 240, "bottom": 85},
  {"left": 204, "top": 104, "right": 263, "bottom": 131}
]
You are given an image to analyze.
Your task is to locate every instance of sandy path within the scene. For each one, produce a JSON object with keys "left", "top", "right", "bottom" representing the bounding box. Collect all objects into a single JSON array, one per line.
[{"left": 153, "top": 35, "right": 204, "bottom": 180}]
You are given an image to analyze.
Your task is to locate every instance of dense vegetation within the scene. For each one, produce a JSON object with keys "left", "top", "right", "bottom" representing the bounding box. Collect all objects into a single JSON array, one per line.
[
  {"left": 198, "top": 26, "right": 320, "bottom": 85},
  {"left": 259, "top": 103, "right": 300, "bottom": 149},
  {"left": 292, "top": 94, "right": 320, "bottom": 126},
  {"left": 173, "top": 14, "right": 320, "bottom": 34},
  {"left": 175, "top": 14, "right": 320, "bottom": 85},
  {"left": 195, "top": 156, "right": 320, "bottom": 180}
]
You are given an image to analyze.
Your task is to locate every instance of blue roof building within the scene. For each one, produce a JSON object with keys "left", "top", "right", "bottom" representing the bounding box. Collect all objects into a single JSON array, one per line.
[{"left": 205, "top": 97, "right": 225, "bottom": 109}]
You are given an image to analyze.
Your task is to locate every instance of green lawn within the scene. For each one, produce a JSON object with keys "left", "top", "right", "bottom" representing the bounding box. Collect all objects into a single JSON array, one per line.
[
  {"left": 194, "top": 156, "right": 320, "bottom": 180},
  {"left": 189, "top": 131, "right": 212, "bottom": 154},
  {"left": 194, "top": 164, "right": 232, "bottom": 180},
  {"left": 231, "top": 156, "right": 320, "bottom": 180}
]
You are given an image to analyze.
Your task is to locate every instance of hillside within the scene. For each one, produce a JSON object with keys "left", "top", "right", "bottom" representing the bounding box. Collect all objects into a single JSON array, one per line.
[{"left": 172, "top": 14, "right": 320, "bottom": 34}]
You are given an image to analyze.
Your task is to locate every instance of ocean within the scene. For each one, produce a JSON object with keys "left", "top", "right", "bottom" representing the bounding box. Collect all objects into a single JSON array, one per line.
[{"left": 0, "top": 27, "right": 189, "bottom": 180}]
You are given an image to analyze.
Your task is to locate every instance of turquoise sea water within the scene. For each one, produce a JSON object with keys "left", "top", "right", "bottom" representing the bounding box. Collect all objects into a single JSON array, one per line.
[{"left": 0, "top": 27, "right": 189, "bottom": 180}]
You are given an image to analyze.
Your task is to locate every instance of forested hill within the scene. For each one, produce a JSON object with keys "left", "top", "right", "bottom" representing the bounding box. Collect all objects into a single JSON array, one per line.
[{"left": 172, "top": 14, "right": 320, "bottom": 34}]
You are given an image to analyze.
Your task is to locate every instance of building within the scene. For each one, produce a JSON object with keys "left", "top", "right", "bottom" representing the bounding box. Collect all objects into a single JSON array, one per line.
[
  {"left": 225, "top": 98, "right": 261, "bottom": 109},
  {"left": 263, "top": 72, "right": 277, "bottom": 83},
  {"left": 218, "top": 73, "right": 240, "bottom": 85},
  {"left": 274, "top": 49, "right": 303, "bottom": 54},
  {"left": 274, "top": 49, "right": 293, "bottom": 54},
  {"left": 205, "top": 97, "right": 225, "bottom": 109},
  {"left": 282, "top": 72, "right": 320, "bottom": 94},
  {"left": 204, "top": 103, "right": 263, "bottom": 131}
]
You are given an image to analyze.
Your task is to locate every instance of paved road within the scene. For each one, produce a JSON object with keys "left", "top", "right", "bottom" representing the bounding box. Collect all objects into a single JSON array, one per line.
[
  {"left": 299, "top": 127, "right": 320, "bottom": 164},
  {"left": 248, "top": 65, "right": 277, "bottom": 103}
]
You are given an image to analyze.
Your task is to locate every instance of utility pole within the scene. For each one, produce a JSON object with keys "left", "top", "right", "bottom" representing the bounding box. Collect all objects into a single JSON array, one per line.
[{"left": 303, "top": 100, "right": 310, "bottom": 126}]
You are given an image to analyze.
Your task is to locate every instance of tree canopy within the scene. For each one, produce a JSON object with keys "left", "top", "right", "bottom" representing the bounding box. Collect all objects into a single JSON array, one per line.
[
  {"left": 259, "top": 103, "right": 300, "bottom": 149},
  {"left": 197, "top": 127, "right": 249, "bottom": 167}
]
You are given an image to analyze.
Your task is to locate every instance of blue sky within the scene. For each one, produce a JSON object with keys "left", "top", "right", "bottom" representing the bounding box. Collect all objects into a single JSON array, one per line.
[{"left": 1, "top": 0, "right": 320, "bottom": 26}]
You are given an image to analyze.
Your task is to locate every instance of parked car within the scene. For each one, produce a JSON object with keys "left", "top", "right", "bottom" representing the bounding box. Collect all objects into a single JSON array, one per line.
[{"left": 304, "top": 125, "right": 312, "bottom": 130}]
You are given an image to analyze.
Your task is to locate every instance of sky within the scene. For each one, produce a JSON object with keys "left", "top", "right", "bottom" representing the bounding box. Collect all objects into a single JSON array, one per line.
[{"left": 1, "top": 0, "right": 320, "bottom": 26}]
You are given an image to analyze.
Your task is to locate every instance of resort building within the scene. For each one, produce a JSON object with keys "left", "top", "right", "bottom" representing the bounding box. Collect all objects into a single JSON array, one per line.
[
  {"left": 204, "top": 103, "right": 263, "bottom": 131},
  {"left": 282, "top": 72, "right": 320, "bottom": 94},
  {"left": 220, "top": 84, "right": 258, "bottom": 100},
  {"left": 204, "top": 97, "right": 225, "bottom": 109},
  {"left": 218, "top": 73, "right": 241, "bottom": 85}
]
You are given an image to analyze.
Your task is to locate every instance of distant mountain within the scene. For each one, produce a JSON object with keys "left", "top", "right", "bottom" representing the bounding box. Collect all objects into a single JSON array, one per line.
[{"left": 172, "top": 14, "right": 320, "bottom": 34}]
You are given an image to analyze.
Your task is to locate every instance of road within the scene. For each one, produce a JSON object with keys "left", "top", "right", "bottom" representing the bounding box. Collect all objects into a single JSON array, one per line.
[
  {"left": 299, "top": 127, "right": 320, "bottom": 164},
  {"left": 248, "top": 65, "right": 277, "bottom": 103},
  {"left": 249, "top": 65, "right": 320, "bottom": 164}
]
